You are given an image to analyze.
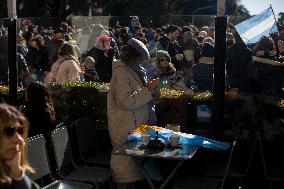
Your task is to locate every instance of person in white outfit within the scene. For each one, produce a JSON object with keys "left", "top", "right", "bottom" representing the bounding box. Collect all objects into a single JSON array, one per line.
[{"left": 107, "top": 38, "right": 159, "bottom": 189}]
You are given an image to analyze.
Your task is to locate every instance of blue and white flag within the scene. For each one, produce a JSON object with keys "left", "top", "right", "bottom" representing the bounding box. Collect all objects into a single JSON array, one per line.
[{"left": 235, "top": 7, "right": 278, "bottom": 45}]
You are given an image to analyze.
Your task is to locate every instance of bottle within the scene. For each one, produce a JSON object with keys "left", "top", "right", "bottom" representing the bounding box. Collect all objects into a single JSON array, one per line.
[{"left": 155, "top": 131, "right": 159, "bottom": 140}]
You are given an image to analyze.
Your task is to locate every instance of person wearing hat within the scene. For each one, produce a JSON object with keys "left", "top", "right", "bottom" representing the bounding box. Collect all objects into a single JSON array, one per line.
[
  {"left": 154, "top": 50, "right": 175, "bottom": 79},
  {"left": 92, "top": 34, "right": 114, "bottom": 82},
  {"left": 155, "top": 50, "right": 194, "bottom": 94},
  {"left": 107, "top": 38, "right": 159, "bottom": 188}
]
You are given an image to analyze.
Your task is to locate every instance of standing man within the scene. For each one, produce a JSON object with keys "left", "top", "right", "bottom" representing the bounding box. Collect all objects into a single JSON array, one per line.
[
  {"left": 157, "top": 25, "right": 184, "bottom": 71},
  {"left": 226, "top": 31, "right": 252, "bottom": 91},
  {"left": 47, "top": 28, "right": 65, "bottom": 66}
]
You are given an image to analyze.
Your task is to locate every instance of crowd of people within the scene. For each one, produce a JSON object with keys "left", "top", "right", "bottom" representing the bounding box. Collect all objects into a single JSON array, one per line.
[{"left": 11, "top": 16, "right": 284, "bottom": 97}]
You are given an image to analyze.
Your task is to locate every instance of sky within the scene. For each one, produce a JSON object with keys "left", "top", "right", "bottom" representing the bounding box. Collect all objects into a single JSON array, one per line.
[{"left": 241, "top": 0, "right": 284, "bottom": 17}]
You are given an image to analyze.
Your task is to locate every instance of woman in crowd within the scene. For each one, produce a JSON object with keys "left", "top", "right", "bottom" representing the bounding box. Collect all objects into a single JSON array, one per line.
[
  {"left": 45, "top": 43, "right": 83, "bottom": 82},
  {"left": 92, "top": 34, "right": 115, "bottom": 82},
  {"left": 23, "top": 81, "right": 57, "bottom": 173},
  {"left": 154, "top": 50, "right": 193, "bottom": 94},
  {"left": 0, "top": 103, "right": 40, "bottom": 189},
  {"left": 154, "top": 50, "right": 176, "bottom": 80},
  {"left": 107, "top": 38, "right": 159, "bottom": 189}
]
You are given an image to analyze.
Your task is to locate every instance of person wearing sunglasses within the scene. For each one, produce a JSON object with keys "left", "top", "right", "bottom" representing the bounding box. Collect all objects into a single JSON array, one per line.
[
  {"left": 155, "top": 50, "right": 176, "bottom": 80},
  {"left": 0, "top": 103, "right": 40, "bottom": 189},
  {"left": 154, "top": 50, "right": 193, "bottom": 94}
]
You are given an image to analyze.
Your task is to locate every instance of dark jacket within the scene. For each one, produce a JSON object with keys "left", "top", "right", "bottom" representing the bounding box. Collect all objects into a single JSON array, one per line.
[
  {"left": 26, "top": 46, "right": 49, "bottom": 72},
  {"left": 193, "top": 42, "right": 215, "bottom": 92},
  {"left": 84, "top": 68, "right": 99, "bottom": 82},
  {"left": 24, "top": 103, "right": 54, "bottom": 137},
  {"left": 0, "top": 173, "right": 40, "bottom": 189},
  {"left": 92, "top": 47, "right": 114, "bottom": 82},
  {"left": 252, "top": 54, "right": 284, "bottom": 97},
  {"left": 157, "top": 36, "right": 182, "bottom": 70},
  {"left": 226, "top": 42, "right": 253, "bottom": 91},
  {"left": 192, "top": 58, "right": 214, "bottom": 92}
]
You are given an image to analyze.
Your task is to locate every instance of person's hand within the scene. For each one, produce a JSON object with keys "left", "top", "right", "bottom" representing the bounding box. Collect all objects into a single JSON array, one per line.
[
  {"left": 80, "top": 64, "right": 86, "bottom": 72},
  {"left": 146, "top": 78, "right": 160, "bottom": 92},
  {"left": 175, "top": 53, "right": 184, "bottom": 61}
]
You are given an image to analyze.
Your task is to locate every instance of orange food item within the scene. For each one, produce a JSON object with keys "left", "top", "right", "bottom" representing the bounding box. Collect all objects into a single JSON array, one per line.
[{"left": 134, "top": 125, "right": 162, "bottom": 135}]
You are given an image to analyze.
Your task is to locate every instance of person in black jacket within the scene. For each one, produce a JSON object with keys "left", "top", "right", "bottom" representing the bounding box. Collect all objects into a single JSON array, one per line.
[
  {"left": 226, "top": 32, "right": 253, "bottom": 91},
  {"left": 26, "top": 37, "right": 49, "bottom": 81},
  {"left": 92, "top": 34, "right": 114, "bottom": 82},
  {"left": 157, "top": 25, "right": 184, "bottom": 71}
]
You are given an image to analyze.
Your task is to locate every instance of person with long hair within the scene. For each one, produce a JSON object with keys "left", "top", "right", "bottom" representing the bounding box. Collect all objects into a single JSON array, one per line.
[
  {"left": 44, "top": 43, "right": 83, "bottom": 82},
  {"left": 0, "top": 103, "right": 40, "bottom": 189},
  {"left": 24, "top": 81, "right": 56, "bottom": 137}
]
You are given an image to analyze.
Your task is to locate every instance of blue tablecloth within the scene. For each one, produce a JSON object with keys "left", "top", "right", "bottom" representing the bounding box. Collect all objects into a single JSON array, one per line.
[{"left": 127, "top": 127, "right": 230, "bottom": 151}]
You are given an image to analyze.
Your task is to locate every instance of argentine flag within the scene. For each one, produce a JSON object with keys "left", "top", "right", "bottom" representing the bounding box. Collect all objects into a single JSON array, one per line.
[{"left": 235, "top": 7, "right": 278, "bottom": 45}]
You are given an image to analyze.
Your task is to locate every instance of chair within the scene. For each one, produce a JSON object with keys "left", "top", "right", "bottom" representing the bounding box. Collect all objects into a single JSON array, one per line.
[
  {"left": 51, "top": 126, "right": 113, "bottom": 189},
  {"left": 73, "top": 117, "right": 111, "bottom": 167},
  {"left": 192, "top": 128, "right": 258, "bottom": 188},
  {"left": 27, "top": 134, "right": 93, "bottom": 189},
  {"left": 42, "top": 180, "right": 92, "bottom": 189}
]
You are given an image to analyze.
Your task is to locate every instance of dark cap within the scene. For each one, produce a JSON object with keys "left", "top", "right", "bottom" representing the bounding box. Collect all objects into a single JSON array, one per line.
[{"left": 54, "top": 27, "right": 64, "bottom": 34}]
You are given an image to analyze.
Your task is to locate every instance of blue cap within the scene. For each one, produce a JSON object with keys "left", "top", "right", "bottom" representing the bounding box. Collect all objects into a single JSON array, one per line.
[{"left": 128, "top": 38, "right": 150, "bottom": 61}]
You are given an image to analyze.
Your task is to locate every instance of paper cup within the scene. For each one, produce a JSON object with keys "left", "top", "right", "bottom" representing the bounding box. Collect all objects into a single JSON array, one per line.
[{"left": 169, "top": 134, "right": 180, "bottom": 146}]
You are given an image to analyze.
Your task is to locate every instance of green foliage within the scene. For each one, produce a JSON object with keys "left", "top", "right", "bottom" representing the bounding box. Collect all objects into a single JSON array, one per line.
[
  {"left": 46, "top": 82, "right": 108, "bottom": 127},
  {"left": 0, "top": 86, "right": 25, "bottom": 103},
  {"left": 1, "top": 83, "right": 282, "bottom": 130},
  {"left": 0, "top": 85, "right": 8, "bottom": 96},
  {"left": 48, "top": 81, "right": 109, "bottom": 90}
]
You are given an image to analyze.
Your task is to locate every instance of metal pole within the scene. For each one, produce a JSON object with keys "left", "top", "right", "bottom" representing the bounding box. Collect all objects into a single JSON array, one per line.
[
  {"left": 7, "top": 18, "right": 18, "bottom": 105},
  {"left": 212, "top": 0, "right": 227, "bottom": 139},
  {"left": 7, "top": 0, "right": 18, "bottom": 105}
]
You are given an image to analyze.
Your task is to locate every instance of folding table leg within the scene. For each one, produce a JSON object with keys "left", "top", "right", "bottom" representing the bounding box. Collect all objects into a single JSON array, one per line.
[
  {"left": 141, "top": 159, "right": 185, "bottom": 189},
  {"left": 160, "top": 160, "right": 184, "bottom": 189},
  {"left": 141, "top": 158, "right": 157, "bottom": 189}
]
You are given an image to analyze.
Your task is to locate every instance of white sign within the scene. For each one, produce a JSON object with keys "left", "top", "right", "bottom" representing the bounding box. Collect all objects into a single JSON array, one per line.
[
  {"left": 217, "top": 0, "right": 226, "bottom": 16},
  {"left": 7, "top": 0, "right": 17, "bottom": 18}
]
